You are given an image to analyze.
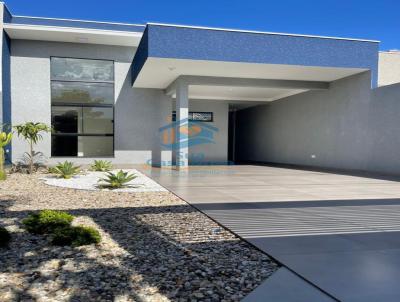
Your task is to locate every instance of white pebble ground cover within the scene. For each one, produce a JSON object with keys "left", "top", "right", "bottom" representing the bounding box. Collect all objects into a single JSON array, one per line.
[{"left": 41, "top": 169, "right": 167, "bottom": 192}]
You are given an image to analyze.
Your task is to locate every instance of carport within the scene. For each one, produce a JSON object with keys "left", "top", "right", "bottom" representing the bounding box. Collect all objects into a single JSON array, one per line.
[{"left": 132, "top": 23, "right": 378, "bottom": 169}]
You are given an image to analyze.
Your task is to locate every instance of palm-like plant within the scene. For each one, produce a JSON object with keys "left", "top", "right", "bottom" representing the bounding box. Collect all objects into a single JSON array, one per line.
[
  {"left": 52, "top": 161, "right": 81, "bottom": 179},
  {"left": 90, "top": 160, "right": 113, "bottom": 172},
  {"left": 14, "top": 122, "right": 51, "bottom": 174},
  {"left": 98, "top": 170, "right": 137, "bottom": 189},
  {"left": 0, "top": 128, "right": 12, "bottom": 180}
]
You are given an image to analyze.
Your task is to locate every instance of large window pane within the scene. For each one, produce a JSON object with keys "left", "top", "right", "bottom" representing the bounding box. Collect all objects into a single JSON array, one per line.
[
  {"left": 83, "top": 107, "right": 113, "bottom": 134},
  {"left": 78, "top": 136, "right": 113, "bottom": 157},
  {"left": 52, "top": 136, "right": 78, "bottom": 157},
  {"left": 52, "top": 106, "right": 81, "bottom": 134},
  {"left": 52, "top": 106, "right": 113, "bottom": 135},
  {"left": 51, "top": 82, "right": 113, "bottom": 105},
  {"left": 51, "top": 57, "right": 114, "bottom": 82},
  {"left": 52, "top": 136, "right": 113, "bottom": 157}
]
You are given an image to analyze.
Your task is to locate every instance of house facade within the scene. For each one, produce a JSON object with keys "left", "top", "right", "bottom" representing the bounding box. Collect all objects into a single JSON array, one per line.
[{"left": 1, "top": 2, "right": 400, "bottom": 174}]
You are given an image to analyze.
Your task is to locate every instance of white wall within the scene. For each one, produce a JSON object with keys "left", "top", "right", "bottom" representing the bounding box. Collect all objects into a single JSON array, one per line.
[
  {"left": 378, "top": 51, "right": 400, "bottom": 87},
  {"left": 10, "top": 40, "right": 229, "bottom": 166},
  {"left": 236, "top": 71, "right": 400, "bottom": 176}
]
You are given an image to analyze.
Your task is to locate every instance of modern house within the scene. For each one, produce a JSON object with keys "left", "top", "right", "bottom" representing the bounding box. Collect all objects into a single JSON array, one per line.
[{"left": 1, "top": 2, "right": 400, "bottom": 174}]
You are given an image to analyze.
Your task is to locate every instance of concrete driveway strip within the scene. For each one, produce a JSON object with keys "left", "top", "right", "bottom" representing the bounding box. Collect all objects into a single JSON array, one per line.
[
  {"left": 142, "top": 165, "right": 400, "bottom": 301},
  {"left": 242, "top": 267, "right": 336, "bottom": 302}
]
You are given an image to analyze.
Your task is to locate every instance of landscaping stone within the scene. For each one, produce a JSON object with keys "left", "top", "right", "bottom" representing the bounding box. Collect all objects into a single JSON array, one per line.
[
  {"left": 0, "top": 173, "right": 278, "bottom": 301},
  {"left": 41, "top": 169, "right": 167, "bottom": 192}
]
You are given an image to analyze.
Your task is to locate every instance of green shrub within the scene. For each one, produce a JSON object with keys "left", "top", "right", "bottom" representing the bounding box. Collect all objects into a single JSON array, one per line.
[
  {"left": 47, "top": 166, "right": 58, "bottom": 174},
  {"left": 98, "top": 170, "right": 137, "bottom": 189},
  {"left": 51, "top": 225, "right": 101, "bottom": 247},
  {"left": 0, "top": 226, "right": 11, "bottom": 247},
  {"left": 90, "top": 160, "right": 113, "bottom": 172},
  {"left": 52, "top": 161, "right": 80, "bottom": 179},
  {"left": 23, "top": 210, "right": 74, "bottom": 234}
]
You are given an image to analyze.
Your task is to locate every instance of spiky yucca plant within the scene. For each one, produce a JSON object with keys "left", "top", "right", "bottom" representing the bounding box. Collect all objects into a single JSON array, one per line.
[
  {"left": 90, "top": 160, "right": 113, "bottom": 172},
  {"left": 98, "top": 170, "right": 137, "bottom": 189},
  {"left": 52, "top": 161, "right": 81, "bottom": 179},
  {"left": 0, "top": 131, "right": 12, "bottom": 180}
]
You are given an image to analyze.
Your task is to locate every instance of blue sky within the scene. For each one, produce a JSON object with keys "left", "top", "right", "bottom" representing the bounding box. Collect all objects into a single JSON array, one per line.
[{"left": 5, "top": 0, "right": 399, "bottom": 50}]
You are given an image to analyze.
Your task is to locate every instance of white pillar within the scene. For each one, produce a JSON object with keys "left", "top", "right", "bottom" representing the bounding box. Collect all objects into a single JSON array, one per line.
[{"left": 175, "top": 79, "right": 189, "bottom": 169}]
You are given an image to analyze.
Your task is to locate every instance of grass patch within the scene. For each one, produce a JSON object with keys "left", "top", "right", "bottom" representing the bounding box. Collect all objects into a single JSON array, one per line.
[
  {"left": 23, "top": 210, "right": 74, "bottom": 234},
  {"left": 51, "top": 225, "right": 101, "bottom": 247},
  {"left": 22, "top": 210, "right": 101, "bottom": 247}
]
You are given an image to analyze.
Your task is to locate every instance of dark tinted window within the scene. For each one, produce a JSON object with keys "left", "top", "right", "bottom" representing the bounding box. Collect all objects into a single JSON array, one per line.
[
  {"left": 51, "top": 82, "right": 113, "bottom": 105},
  {"left": 51, "top": 57, "right": 113, "bottom": 82},
  {"left": 51, "top": 58, "right": 114, "bottom": 157}
]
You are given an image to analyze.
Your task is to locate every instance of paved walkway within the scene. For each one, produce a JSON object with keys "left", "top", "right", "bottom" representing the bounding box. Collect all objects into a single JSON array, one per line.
[{"left": 143, "top": 165, "right": 400, "bottom": 301}]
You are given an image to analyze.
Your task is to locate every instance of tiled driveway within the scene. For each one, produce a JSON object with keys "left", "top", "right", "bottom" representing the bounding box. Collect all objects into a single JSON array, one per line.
[{"left": 143, "top": 165, "right": 400, "bottom": 301}]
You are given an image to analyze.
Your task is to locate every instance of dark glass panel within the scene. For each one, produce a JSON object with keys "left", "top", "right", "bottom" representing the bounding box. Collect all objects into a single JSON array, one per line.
[
  {"left": 51, "top": 57, "right": 113, "bottom": 82},
  {"left": 82, "top": 107, "right": 113, "bottom": 134},
  {"left": 78, "top": 136, "right": 113, "bottom": 157},
  {"left": 51, "top": 82, "right": 113, "bottom": 105},
  {"left": 52, "top": 136, "right": 78, "bottom": 156},
  {"left": 52, "top": 106, "right": 80, "bottom": 134}
]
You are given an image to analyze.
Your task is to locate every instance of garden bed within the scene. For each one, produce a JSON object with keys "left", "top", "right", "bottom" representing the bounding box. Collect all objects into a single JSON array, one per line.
[
  {"left": 41, "top": 169, "right": 167, "bottom": 192},
  {"left": 0, "top": 173, "right": 278, "bottom": 301}
]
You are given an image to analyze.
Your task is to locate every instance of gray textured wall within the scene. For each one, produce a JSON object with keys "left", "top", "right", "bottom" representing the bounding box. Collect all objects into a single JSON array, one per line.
[
  {"left": 236, "top": 71, "right": 400, "bottom": 175},
  {"left": 368, "top": 83, "right": 400, "bottom": 174},
  {"left": 188, "top": 100, "right": 229, "bottom": 164},
  {"left": 10, "top": 40, "right": 228, "bottom": 166}
]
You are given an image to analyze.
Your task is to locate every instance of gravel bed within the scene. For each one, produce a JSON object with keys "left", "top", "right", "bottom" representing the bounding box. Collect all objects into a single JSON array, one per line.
[
  {"left": 42, "top": 169, "right": 167, "bottom": 192},
  {"left": 0, "top": 173, "right": 278, "bottom": 302}
]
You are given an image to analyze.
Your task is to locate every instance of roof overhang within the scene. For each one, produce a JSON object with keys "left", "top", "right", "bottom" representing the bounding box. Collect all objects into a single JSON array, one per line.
[
  {"left": 132, "top": 24, "right": 379, "bottom": 101},
  {"left": 2, "top": 15, "right": 145, "bottom": 47},
  {"left": 4, "top": 23, "right": 143, "bottom": 47}
]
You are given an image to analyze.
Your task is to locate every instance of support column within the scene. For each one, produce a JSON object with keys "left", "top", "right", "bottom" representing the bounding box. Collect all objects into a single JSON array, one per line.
[{"left": 175, "top": 79, "right": 189, "bottom": 169}]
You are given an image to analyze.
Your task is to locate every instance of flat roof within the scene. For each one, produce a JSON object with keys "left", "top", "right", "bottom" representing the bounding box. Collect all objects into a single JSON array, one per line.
[
  {"left": 132, "top": 23, "right": 379, "bottom": 89},
  {"left": 148, "top": 23, "right": 380, "bottom": 43}
]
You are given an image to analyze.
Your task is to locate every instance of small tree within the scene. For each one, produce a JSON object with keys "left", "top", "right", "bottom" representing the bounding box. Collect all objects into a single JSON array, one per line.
[
  {"left": 14, "top": 122, "right": 51, "bottom": 174},
  {"left": 0, "top": 127, "right": 12, "bottom": 180}
]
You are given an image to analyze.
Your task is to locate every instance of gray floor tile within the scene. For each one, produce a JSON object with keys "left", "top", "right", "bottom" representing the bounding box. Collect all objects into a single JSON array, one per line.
[
  {"left": 280, "top": 249, "right": 400, "bottom": 302},
  {"left": 141, "top": 165, "right": 400, "bottom": 301},
  {"left": 248, "top": 234, "right": 367, "bottom": 255}
]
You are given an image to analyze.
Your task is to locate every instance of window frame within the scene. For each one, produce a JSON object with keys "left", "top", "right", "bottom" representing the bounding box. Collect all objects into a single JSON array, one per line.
[
  {"left": 50, "top": 56, "right": 115, "bottom": 158},
  {"left": 172, "top": 111, "right": 214, "bottom": 122}
]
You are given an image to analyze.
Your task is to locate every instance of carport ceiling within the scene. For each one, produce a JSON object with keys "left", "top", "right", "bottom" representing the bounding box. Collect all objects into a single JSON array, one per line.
[
  {"left": 134, "top": 57, "right": 367, "bottom": 89},
  {"left": 173, "top": 85, "right": 308, "bottom": 102}
]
